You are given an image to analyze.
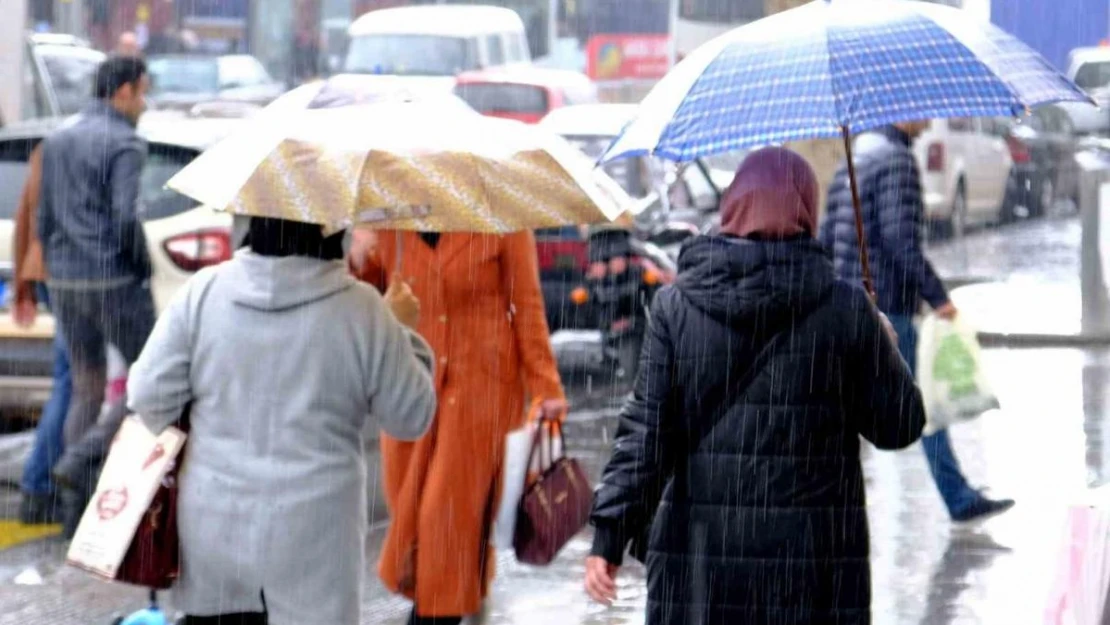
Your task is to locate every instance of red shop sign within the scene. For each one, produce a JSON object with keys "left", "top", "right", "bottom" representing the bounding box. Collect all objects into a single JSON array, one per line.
[{"left": 586, "top": 34, "right": 671, "bottom": 81}]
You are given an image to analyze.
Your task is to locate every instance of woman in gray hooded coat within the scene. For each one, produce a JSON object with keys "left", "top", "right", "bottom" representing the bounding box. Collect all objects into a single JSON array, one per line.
[{"left": 128, "top": 217, "right": 436, "bottom": 625}]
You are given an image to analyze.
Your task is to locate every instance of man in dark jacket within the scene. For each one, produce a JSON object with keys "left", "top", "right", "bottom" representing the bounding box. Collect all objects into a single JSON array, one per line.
[
  {"left": 39, "top": 56, "right": 156, "bottom": 522},
  {"left": 820, "top": 122, "right": 1014, "bottom": 523},
  {"left": 587, "top": 148, "right": 925, "bottom": 624}
]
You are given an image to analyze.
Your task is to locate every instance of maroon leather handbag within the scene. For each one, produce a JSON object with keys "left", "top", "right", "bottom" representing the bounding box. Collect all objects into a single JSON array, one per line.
[
  {"left": 513, "top": 417, "right": 592, "bottom": 566},
  {"left": 114, "top": 409, "right": 190, "bottom": 589}
]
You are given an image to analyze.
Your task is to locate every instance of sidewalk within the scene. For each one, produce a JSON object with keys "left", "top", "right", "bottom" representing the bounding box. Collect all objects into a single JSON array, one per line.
[
  {"left": 1, "top": 216, "right": 1106, "bottom": 623},
  {"left": 929, "top": 216, "right": 1110, "bottom": 344},
  {"left": 3, "top": 342, "right": 1110, "bottom": 623}
]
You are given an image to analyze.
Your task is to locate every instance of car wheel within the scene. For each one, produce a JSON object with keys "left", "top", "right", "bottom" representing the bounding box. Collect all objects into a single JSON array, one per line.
[
  {"left": 1032, "top": 176, "right": 1054, "bottom": 218},
  {"left": 952, "top": 181, "right": 968, "bottom": 238},
  {"left": 1000, "top": 173, "right": 1022, "bottom": 224}
]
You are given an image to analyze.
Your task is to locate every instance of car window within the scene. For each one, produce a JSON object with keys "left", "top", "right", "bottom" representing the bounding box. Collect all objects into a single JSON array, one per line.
[
  {"left": 345, "top": 34, "right": 478, "bottom": 76},
  {"left": 0, "top": 138, "right": 37, "bottom": 220},
  {"left": 486, "top": 35, "right": 505, "bottom": 67},
  {"left": 140, "top": 143, "right": 202, "bottom": 220},
  {"left": 22, "top": 49, "right": 47, "bottom": 120},
  {"left": 148, "top": 57, "right": 220, "bottom": 95},
  {"left": 536, "top": 225, "right": 582, "bottom": 240},
  {"left": 506, "top": 34, "right": 528, "bottom": 63},
  {"left": 1074, "top": 61, "right": 1110, "bottom": 92},
  {"left": 0, "top": 138, "right": 199, "bottom": 222},
  {"left": 1037, "top": 106, "right": 1069, "bottom": 134},
  {"left": 454, "top": 83, "right": 548, "bottom": 115},
  {"left": 948, "top": 117, "right": 974, "bottom": 132},
  {"left": 561, "top": 83, "right": 599, "bottom": 106},
  {"left": 217, "top": 56, "right": 272, "bottom": 89},
  {"left": 37, "top": 47, "right": 101, "bottom": 116},
  {"left": 563, "top": 135, "right": 655, "bottom": 199},
  {"left": 678, "top": 162, "right": 718, "bottom": 211}
]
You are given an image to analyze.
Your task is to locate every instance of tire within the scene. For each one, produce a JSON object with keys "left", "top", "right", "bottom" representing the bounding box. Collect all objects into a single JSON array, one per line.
[
  {"left": 1029, "top": 176, "right": 1054, "bottom": 218},
  {"left": 951, "top": 181, "right": 968, "bottom": 238},
  {"left": 1000, "top": 173, "right": 1023, "bottom": 224}
]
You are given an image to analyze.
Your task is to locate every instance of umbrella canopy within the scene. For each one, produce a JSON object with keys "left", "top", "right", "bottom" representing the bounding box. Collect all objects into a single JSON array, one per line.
[
  {"left": 602, "top": 0, "right": 1093, "bottom": 163},
  {"left": 166, "top": 76, "right": 631, "bottom": 233}
]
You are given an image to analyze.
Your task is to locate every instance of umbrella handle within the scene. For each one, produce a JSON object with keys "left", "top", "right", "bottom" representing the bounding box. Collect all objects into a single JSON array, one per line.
[
  {"left": 841, "top": 126, "right": 877, "bottom": 301},
  {"left": 395, "top": 230, "right": 403, "bottom": 275}
]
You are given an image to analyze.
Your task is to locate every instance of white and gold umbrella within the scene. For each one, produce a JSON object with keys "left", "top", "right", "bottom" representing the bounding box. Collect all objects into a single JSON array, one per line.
[{"left": 166, "top": 76, "right": 632, "bottom": 234}]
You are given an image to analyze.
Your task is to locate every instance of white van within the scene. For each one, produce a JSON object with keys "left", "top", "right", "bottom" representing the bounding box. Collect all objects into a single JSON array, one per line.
[{"left": 344, "top": 5, "right": 531, "bottom": 91}]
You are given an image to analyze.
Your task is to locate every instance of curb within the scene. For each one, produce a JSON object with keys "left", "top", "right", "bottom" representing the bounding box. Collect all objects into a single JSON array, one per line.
[{"left": 977, "top": 332, "right": 1110, "bottom": 348}]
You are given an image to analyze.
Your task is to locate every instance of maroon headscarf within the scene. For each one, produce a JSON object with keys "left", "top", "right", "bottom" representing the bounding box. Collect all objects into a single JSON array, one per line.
[{"left": 718, "top": 146, "right": 819, "bottom": 239}]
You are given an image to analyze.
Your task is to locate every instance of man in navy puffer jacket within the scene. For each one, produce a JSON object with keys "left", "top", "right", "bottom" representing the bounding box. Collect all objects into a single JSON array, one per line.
[{"left": 821, "top": 122, "right": 1014, "bottom": 523}]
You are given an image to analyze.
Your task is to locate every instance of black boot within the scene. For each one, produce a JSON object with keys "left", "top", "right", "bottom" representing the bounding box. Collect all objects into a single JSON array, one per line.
[{"left": 19, "top": 492, "right": 61, "bottom": 525}]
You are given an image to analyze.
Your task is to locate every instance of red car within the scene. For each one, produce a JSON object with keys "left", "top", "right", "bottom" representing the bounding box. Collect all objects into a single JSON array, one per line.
[{"left": 453, "top": 66, "right": 598, "bottom": 124}]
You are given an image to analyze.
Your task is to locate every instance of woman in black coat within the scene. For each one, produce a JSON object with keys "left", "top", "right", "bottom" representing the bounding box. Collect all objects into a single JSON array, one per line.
[{"left": 584, "top": 147, "right": 926, "bottom": 625}]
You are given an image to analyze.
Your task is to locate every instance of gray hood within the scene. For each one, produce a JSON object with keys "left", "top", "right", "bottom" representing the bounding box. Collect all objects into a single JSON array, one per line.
[{"left": 225, "top": 250, "right": 355, "bottom": 312}]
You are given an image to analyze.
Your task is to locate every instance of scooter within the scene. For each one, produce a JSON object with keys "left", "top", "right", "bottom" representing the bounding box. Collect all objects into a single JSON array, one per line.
[{"left": 586, "top": 228, "right": 670, "bottom": 382}]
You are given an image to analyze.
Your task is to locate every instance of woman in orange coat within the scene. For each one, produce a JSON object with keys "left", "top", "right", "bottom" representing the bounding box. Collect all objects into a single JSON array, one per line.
[{"left": 350, "top": 229, "right": 567, "bottom": 624}]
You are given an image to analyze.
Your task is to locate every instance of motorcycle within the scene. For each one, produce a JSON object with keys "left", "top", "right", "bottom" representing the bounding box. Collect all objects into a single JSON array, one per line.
[{"left": 585, "top": 228, "right": 673, "bottom": 382}]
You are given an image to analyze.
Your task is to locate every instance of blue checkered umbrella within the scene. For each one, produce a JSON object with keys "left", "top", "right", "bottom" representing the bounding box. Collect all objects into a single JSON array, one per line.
[
  {"left": 602, "top": 0, "right": 1092, "bottom": 295},
  {"left": 602, "top": 0, "right": 1093, "bottom": 163}
]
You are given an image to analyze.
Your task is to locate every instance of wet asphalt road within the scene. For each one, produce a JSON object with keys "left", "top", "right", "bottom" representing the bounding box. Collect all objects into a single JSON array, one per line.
[{"left": 1, "top": 215, "right": 1106, "bottom": 624}]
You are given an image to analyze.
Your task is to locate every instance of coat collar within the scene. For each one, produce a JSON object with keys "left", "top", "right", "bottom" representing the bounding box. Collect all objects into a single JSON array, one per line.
[
  {"left": 399, "top": 231, "right": 476, "bottom": 270},
  {"left": 873, "top": 124, "right": 912, "bottom": 148}
]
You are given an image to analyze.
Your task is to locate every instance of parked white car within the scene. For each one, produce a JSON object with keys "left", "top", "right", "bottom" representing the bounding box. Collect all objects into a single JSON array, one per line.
[
  {"left": 912, "top": 117, "right": 1013, "bottom": 234},
  {"left": 0, "top": 112, "right": 240, "bottom": 409},
  {"left": 1060, "top": 46, "right": 1110, "bottom": 136}
]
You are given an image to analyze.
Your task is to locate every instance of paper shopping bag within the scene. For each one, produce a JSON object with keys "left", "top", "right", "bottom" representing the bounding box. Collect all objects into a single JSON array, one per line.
[
  {"left": 917, "top": 315, "right": 1000, "bottom": 435},
  {"left": 67, "top": 417, "right": 186, "bottom": 581}
]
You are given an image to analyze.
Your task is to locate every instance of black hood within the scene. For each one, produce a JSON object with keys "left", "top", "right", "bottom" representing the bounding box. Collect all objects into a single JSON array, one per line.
[{"left": 675, "top": 236, "right": 836, "bottom": 327}]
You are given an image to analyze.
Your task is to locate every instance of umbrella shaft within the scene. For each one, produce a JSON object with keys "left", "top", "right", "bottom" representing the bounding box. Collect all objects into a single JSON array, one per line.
[{"left": 841, "top": 126, "right": 876, "bottom": 300}]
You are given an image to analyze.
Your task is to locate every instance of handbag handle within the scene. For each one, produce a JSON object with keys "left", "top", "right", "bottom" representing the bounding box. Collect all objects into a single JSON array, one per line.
[{"left": 525, "top": 414, "right": 566, "bottom": 476}]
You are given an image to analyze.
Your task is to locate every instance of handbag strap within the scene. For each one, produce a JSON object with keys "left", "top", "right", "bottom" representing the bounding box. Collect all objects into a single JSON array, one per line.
[{"left": 524, "top": 411, "right": 567, "bottom": 475}]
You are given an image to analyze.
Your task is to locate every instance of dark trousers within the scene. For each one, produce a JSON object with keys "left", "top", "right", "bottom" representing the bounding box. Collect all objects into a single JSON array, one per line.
[
  {"left": 49, "top": 280, "right": 155, "bottom": 467},
  {"left": 184, "top": 591, "right": 267, "bottom": 624},
  {"left": 183, "top": 614, "right": 267, "bottom": 624}
]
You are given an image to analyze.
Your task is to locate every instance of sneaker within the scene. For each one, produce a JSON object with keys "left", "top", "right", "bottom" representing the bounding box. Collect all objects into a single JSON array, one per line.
[
  {"left": 952, "top": 497, "right": 1015, "bottom": 523},
  {"left": 19, "top": 493, "right": 60, "bottom": 525}
]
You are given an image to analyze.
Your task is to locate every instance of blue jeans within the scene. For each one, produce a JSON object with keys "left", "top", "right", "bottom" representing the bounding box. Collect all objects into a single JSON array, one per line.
[
  {"left": 20, "top": 284, "right": 73, "bottom": 496},
  {"left": 887, "top": 314, "right": 981, "bottom": 517}
]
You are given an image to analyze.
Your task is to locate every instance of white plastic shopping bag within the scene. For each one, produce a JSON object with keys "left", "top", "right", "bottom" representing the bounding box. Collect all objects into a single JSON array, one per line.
[
  {"left": 917, "top": 314, "right": 999, "bottom": 436},
  {"left": 492, "top": 420, "right": 564, "bottom": 549}
]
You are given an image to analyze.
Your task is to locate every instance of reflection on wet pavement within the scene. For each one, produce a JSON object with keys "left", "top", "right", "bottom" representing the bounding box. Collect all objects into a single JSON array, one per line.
[{"left": 2, "top": 349, "right": 1107, "bottom": 624}]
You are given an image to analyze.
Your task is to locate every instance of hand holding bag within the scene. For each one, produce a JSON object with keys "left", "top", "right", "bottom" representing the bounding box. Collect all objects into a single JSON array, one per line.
[
  {"left": 513, "top": 416, "right": 591, "bottom": 566},
  {"left": 917, "top": 314, "right": 999, "bottom": 435},
  {"left": 66, "top": 414, "right": 188, "bottom": 589}
]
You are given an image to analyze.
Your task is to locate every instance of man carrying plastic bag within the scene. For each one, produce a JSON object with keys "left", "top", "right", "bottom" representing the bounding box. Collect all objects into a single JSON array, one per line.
[{"left": 918, "top": 314, "right": 1001, "bottom": 436}]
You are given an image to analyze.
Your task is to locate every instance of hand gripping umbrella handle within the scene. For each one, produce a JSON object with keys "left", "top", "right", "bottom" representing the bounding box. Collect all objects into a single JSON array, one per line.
[{"left": 841, "top": 126, "right": 877, "bottom": 301}]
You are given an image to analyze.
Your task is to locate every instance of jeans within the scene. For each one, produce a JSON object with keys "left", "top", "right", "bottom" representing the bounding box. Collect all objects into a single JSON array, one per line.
[
  {"left": 887, "top": 314, "right": 981, "bottom": 517},
  {"left": 50, "top": 280, "right": 155, "bottom": 472},
  {"left": 20, "top": 284, "right": 72, "bottom": 496}
]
